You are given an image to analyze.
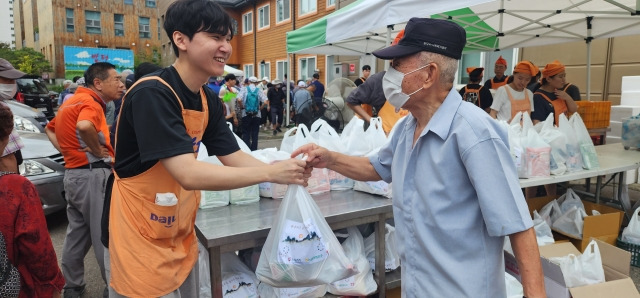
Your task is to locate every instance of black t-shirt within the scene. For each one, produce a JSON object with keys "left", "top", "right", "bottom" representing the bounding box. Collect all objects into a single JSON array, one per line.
[
  {"left": 531, "top": 89, "right": 557, "bottom": 123},
  {"left": 354, "top": 77, "right": 366, "bottom": 87},
  {"left": 564, "top": 83, "right": 581, "bottom": 101},
  {"left": 114, "top": 66, "right": 239, "bottom": 178},
  {"left": 267, "top": 87, "right": 286, "bottom": 108},
  {"left": 458, "top": 84, "right": 493, "bottom": 111}
]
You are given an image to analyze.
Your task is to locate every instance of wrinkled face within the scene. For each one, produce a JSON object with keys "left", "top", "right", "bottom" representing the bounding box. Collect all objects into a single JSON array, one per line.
[
  {"left": 95, "top": 69, "right": 124, "bottom": 101},
  {"left": 494, "top": 64, "right": 506, "bottom": 77},
  {"left": 511, "top": 72, "right": 532, "bottom": 91},
  {"left": 546, "top": 72, "right": 567, "bottom": 89},
  {"left": 362, "top": 69, "right": 371, "bottom": 79},
  {"left": 181, "top": 31, "right": 232, "bottom": 77}
]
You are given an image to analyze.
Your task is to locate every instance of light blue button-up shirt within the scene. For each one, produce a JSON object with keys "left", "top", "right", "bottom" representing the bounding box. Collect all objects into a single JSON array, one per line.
[{"left": 370, "top": 88, "right": 532, "bottom": 298}]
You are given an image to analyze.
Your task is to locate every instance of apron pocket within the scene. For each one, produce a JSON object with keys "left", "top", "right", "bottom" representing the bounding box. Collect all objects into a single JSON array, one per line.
[{"left": 139, "top": 199, "right": 180, "bottom": 240}]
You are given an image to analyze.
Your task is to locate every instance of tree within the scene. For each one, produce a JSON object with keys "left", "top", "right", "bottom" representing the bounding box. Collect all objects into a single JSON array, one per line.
[
  {"left": 0, "top": 45, "right": 52, "bottom": 76},
  {"left": 134, "top": 46, "right": 160, "bottom": 69}
]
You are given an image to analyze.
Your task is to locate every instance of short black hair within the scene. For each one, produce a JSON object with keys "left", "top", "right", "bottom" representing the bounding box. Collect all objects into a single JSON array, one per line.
[
  {"left": 362, "top": 65, "right": 371, "bottom": 71},
  {"left": 284, "top": 74, "right": 288, "bottom": 79},
  {"left": 224, "top": 73, "right": 237, "bottom": 81},
  {"left": 72, "top": 76, "right": 82, "bottom": 83},
  {"left": 134, "top": 62, "right": 162, "bottom": 82},
  {"left": 84, "top": 62, "right": 115, "bottom": 87},
  {"left": 313, "top": 73, "right": 319, "bottom": 79},
  {"left": 164, "top": 0, "right": 234, "bottom": 57}
]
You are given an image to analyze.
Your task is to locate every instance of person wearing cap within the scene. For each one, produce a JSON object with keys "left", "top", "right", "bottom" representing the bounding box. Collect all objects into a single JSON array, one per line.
[
  {"left": 531, "top": 60, "right": 578, "bottom": 126},
  {"left": 485, "top": 55, "right": 510, "bottom": 90},
  {"left": 459, "top": 67, "right": 493, "bottom": 113},
  {"left": 267, "top": 79, "right": 286, "bottom": 135},
  {"left": 59, "top": 79, "right": 73, "bottom": 106},
  {"left": 258, "top": 76, "right": 269, "bottom": 93},
  {"left": 293, "top": 17, "right": 544, "bottom": 298},
  {"left": 489, "top": 61, "right": 538, "bottom": 122},
  {"left": 61, "top": 82, "right": 78, "bottom": 104},
  {"left": 0, "top": 58, "right": 26, "bottom": 174},
  {"left": 237, "top": 76, "right": 268, "bottom": 150},
  {"left": 292, "top": 80, "right": 312, "bottom": 123},
  {"left": 105, "top": 1, "right": 308, "bottom": 297},
  {"left": 354, "top": 65, "right": 371, "bottom": 87},
  {"left": 45, "top": 62, "right": 124, "bottom": 298}
]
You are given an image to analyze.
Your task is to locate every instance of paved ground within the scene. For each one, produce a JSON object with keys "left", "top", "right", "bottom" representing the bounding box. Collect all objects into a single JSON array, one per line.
[{"left": 47, "top": 128, "right": 640, "bottom": 296}]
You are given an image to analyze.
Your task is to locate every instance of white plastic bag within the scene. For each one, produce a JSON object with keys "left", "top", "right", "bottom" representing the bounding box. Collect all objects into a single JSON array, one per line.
[
  {"left": 505, "top": 272, "right": 524, "bottom": 298},
  {"left": 571, "top": 112, "right": 600, "bottom": 169},
  {"left": 255, "top": 185, "right": 357, "bottom": 287},
  {"left": 341, "top": 116, "right": 370, "bottom": 156},
  {"left": 523, "top": 127, "right": 551, "bottom": 177},
  {"left": 532, "top": 210, "right": 555, "bottom": 246},
  {"left": 327, "top": 227, "right": 377, "bottom": 296},
  {"left": 558, "top": 113, "right": 584, "bottom": 172},
  {"left": 539, "top": 199, "right": 562, "bottom": 227},
  {"left": 549, "top": 240, "right": 605, "bottom": 288},
  {"left": 552, "top": 206, "right": 587, "bottom": 239},
  {"left": 197, "top": 144, "right": 230, "bottom": 208},
  {"left": 365, "top": 117, "right": 388, "bottom": 152},
  {"left": 309, "top": 119, "right": 354, "bottom": 191},
  {"left": 558, "top": 188, "right": 586, "bottom": 214},
  {"left": 281, "top": 124, "right": 315, "bottom": 154},
  {"left": 353, "top": 149, "right": 392, "bottom": 198},
  {"left": 231, "top": 125, "right": 260, "bottom": 204},
  {"left": 252, "top": 148, "right": 289, "bottom": 198},
  {"left": 363, "top": 223, "right": 400, "bottom": 272},
  {"left": 622, "top": 207, "right": 640, "bottom": 245},
  {"left": 508, "top": 112, "right": 529, "bottom": 178},
  {"left": 257, "top": 282, "right": 327, "bottom": 298},
  {"left": 538, "top": 113, "right": 568, "bottom": 175}
]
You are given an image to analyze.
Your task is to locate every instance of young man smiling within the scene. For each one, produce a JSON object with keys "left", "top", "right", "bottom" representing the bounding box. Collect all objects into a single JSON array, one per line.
[{"left": 106, "top": 1, "right": 308, "bottom": 297}]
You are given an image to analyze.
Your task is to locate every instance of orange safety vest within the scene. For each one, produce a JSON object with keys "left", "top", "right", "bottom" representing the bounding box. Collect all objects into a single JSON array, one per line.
[
  {"left": 109, "top": 76, "right": 209, "bottom": 296},
  {"left": 462, "top": 85, "right": 483, "bottom": 108},
  {"left": 506, "top": 85, "right": 532, "bottom": 122},
  {"left": 535, "top": 91, "right": 568, "bottom": 125},
  {"left": 376, "top": 101, "right": 409, "bottom": 135},
  {"left": 491, "top": 75, "right": 509, "bottom": 90}
]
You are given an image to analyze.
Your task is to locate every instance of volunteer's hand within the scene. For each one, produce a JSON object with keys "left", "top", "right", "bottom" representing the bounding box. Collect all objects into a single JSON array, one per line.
[
  {"left": 269, "top": 158, "right": 308, "bottom": 186},
  {"left": 79, "top": 145, "right": 110, "bottom": 158},
  {"left": 291, "top": 143, "right": 333, "bottom": 169},
  {"left": 554, "top": 89, "right": 572, "bottom": 102}
]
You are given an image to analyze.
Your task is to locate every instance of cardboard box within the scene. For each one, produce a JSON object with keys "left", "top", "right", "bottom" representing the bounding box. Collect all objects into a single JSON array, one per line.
[
  {"left": 505, "top": 240, "right": 640, "bottom": 298},
  {"left": 526, "top": 196, "right": 624, "bottom": 252}
]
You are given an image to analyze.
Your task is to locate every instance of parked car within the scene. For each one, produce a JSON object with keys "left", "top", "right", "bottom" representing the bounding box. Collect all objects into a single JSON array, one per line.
[
  {"left": 13, "top": 75, "right": 57, "bottom": 120},
  {"left": 2, "top": 99, "right": 48, "bottom": 133},
  {"left": 3, "top": 100, "right": 66, "bottom": 215}
]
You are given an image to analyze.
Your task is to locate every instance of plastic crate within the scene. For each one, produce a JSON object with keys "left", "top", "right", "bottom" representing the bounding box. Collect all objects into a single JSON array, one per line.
[
  {"left": 616, "top": 237, "right": 640, "bottom": 267},
  {"left": 575, "top": 101, "right": 611, "bottom": 129}
]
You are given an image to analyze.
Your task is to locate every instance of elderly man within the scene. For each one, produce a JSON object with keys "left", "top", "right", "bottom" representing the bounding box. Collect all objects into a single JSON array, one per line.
[
  {"left": 59, "top": 79, "right": 73, "bottom": 106},
  {"left": 45, "top": 62, "right": 124, "bottom": 298},
  {"left": 293, "top": 18, "right": 544, "bottom": 298}
]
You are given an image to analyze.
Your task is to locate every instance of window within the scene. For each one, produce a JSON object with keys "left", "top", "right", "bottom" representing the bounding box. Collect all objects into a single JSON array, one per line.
[
  {"left": 326, "top": 0, "right": 335, "bottom": 7},
  {"left": 242, "top": 12, "right": 253, "bottom": 34},
  {"left": 276, "top": 0, "right": 290, "bottom": 23},
  {"left": 124, "top": 0, "right": 133, "bottom": 5},
  {"left": 157, "top": 18, "right": 161, "bottom": 39},
  {"left": 259, "top": 62, "right": 270, "bottom": 80},
  {"left": 85, "top": 11, "right": 101, "bottom": 34},
  {"left": 298, "top": 57, "right": 316, "bottom": 81},
  {"left": 66, "top": 8, "right": 74, "bottom": 32},
  {"left": 146, "top": 0, "right": 156, "bottom": 8},
  {"left": 276, "top": 60, "right": 288, "bottom": 81},
  {"left": 114, "top": 14, "right": 124, "bottom": 36},
  {"left": 299, "top": 0, "right": 316, "bottom": 15},
  {"left": 258, "top": 5, "right": 270, "bottom": 29},
  {"left": 139, "top": 17, "right": 150, "bottom": 38},
  {"left": 243, "top": 64, "right": 254, "bottom": 77},
  {"left": 231, "top": 19, "right": 238, "bottom": 36}
]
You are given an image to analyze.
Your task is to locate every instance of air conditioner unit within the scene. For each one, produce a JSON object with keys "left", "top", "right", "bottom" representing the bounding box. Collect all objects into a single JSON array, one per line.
[{"left": 333, "top": 63, "right": 348, "bottom": 78}]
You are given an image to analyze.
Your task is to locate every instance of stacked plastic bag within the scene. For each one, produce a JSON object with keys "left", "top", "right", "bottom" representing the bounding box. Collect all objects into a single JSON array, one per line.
[
  {"left": 309, "top": 119, "right": 354, "bottom": 191},
  {"left": 347, "top": 117, "right": 393, "bottom": 198},
  {"left": 363, "top": 223, "right": 401, "bottom": 272},
  {"left": 198, "top": 245, "right": 260, "bottom": 298},
  {"left": 621, "top": 207, "right": 640, "bottom": 245},
  {"left": 549, "top": 240, "right": 606, "bottom": 288},
  {"left": 537, "top": 189, "right": 600, "bottom": 239},
  {"left": 252, "top": 148, "right": 292, "bottom": 199},
  {"left": 327, "top": 227, "right": 377, "bottom": 296},
  {"left": 280, "top": 124, "right": 331, "bottom": 195},
  {"left": 508, "top": 112, "right": 551, "bottom": 178}
]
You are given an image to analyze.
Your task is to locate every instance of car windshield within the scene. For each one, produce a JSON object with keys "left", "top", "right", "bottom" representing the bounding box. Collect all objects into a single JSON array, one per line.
[{"left": 17, "top": 78, "right": 49, "bottom": 94}]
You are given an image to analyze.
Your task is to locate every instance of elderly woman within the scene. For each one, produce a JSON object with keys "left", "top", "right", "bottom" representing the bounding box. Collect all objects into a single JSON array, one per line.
[
  {"left": 489, "top": 61, "right": 539, "bottom": 122},
  {"left": 531, "top": 60, "right": 578, "bottom": 125},
  {"left": 0, "top": 104, "right": 65, "bottom": 297}
]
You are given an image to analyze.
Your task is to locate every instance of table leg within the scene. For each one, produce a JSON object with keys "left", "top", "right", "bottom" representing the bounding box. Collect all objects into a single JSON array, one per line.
[
  {"left": 375, "top": 214, "right": 386, "bottom": 298},
  {"left": 209, "top": 246, "right": 222, "bottom": 298},
  {"left": 595, "top": 175, "right": 603, "bottom": 204}
]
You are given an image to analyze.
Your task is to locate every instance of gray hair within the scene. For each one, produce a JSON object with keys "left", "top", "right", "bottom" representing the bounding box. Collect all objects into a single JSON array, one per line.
[{"left": 418, "top": 51, "right": 458, "bottom": 90}]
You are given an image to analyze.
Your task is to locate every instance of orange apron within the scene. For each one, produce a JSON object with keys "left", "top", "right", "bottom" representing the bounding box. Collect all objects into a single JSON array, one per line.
[
  {"left": 535, "top": 91, "right": 568, "bottom": 125},
  {"left": 506, "top": 85, "right": 532, "bottom": 122},
  {"left": 462, "top": 86, "right": 483, "bottom": 107},
  {"left": 109, "top": 76, "right": 209, "bottom": 297},
  {"left": 376, "top": 101, "right": 409, "bottom": 135},
  {"left": 491, "top": 75, "right": 509, "bottom": 90}
]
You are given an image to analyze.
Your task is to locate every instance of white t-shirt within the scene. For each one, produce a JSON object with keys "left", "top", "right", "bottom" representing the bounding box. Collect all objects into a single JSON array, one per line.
[{"left": 490, "top": 84, "right": 535, "bottom": 122}]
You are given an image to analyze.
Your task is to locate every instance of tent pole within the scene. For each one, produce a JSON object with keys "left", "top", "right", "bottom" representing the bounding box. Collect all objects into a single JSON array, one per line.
[
  {"left": 586, "top": 16, "right": 593, "bottom": 100},
  {"left": 286, "top": 53, "right": 291, "bottom": 126},
  {"left": 384, "top": 25, "right": 392, "bottom": 71}
]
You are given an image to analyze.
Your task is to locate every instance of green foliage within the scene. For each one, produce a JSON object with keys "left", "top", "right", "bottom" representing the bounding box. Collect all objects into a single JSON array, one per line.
[
  {"left": 48, "top": 84, "right": 64, "bottom": 93},
  {"left": 0, "top": 44, "right": 53, "bottom": 76},
  {"left": 134, "top": 46, "right": 160, "bottom": 69}
]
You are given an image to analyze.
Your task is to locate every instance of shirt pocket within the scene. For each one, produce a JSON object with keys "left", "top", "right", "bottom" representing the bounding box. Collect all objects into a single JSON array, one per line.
[{"left": 138, "top": 198, "right": 180, "bottom": 241}]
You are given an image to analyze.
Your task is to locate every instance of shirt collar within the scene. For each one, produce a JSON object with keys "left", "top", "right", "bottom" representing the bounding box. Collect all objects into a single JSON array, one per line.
[
  {"left": 409, "top": 87, "right": 461, "bottom": 141},
  {"left": 76, "top": 87, "right": 107, "bottom": 110}
]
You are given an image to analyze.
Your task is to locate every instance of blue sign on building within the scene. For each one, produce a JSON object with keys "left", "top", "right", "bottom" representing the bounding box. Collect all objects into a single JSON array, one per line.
[{"left": 63, "top": 46, "right": 134, "bottom": 79}]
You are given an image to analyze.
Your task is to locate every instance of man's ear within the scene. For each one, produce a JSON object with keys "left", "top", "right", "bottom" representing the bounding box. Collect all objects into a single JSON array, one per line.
[
  {"left": 422, "top": 63, "right": 438, "bottom": 90},
  {"left": 93, "top": 78, "right": 103, "bottom": 91},
  {"left": 173, "top": 31, "right": 188, "bottom": 52}
]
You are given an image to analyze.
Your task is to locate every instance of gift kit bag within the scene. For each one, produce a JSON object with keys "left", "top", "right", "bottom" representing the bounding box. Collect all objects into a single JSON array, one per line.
[
  {"left": 532, "top": 210, "right": 555, "bottom": 246},
  {"left": 257, "top": 282, "right": 327, "bottom": 298},
  {"left": 508, "top": 112, "right": 529, "bottom": 178},
  {"left": 197, "top": 145, "right": 230, "bottom": 208},
  {"left": 327, "top": 227, "right": 377, "bottom": 296},
  {"left": 228, "top": 124, "right": 260, "bottom": 204},
  {"left": 571, "top": 112, "right": 600, "bottom": 170},
  {"left": 552, "top": 205, "right": 587, "bottom": 239},
  {"left": 558, "top": 113, "right": 584, "bottom": 172},
  {"left": 310, "top": 119, "right": 353, "bottom": 191},
  {"left": 255, "top": 185, "right": 357, "bottom": 287},
  {"left": 622, "top": 207, "right": 640, "bottom": 245},
  {"left": 538, "top": 113, "right": 568, "bottom": 175},
  {"left": 341, "top": 116, "right": 370, "bottom": 157},
  {"left": 363, "top": 223, "right": 400, "bottom": 272},
  {"left": 539, "top": 199, "right": 562, "bottom": 227},
  {"left": 549, "top": 240, "right": 605, "bottom": 288},
  {"left": 198, "top": 243, "right": 260, "bottom": 298},
  {"left": 523, "top": 127, "right": 551, "bottom": 177},
  {"left": 558, "top": 188, "right": 586, "bottom": 214},
  {"left": 253, "top": 148, "right": 292, "bottom": 199}
]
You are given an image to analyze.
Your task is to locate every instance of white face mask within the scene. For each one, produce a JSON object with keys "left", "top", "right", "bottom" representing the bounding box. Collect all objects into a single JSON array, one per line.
[
  {"left": 382, "top": 63, "right": 429, "bottom": 109},
  {"left": 0, "top": 83, "right": 17, "bottom": 100}
]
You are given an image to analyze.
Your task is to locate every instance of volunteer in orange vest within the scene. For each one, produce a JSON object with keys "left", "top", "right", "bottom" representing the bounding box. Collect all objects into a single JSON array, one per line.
[
  {"left": 531, "top": 60, "right": 579, "bottom": 125},
  {"left": 45, "top": 62, "right": 123, "bottom": 298},
  {"left": 489, "top": 61, "right": 538, "bottom": 122},
  {"left": 346, "top": 30, "right": 408, "bottom": 134},
  {"left": 458, "top": 67, "right": 493, "bottom": 113},
  {"left": 484, "top": 56, "right": 510, "bottom": 90},
  {"left": 106, "top": 1, "right": 308, "bottom": 297}
]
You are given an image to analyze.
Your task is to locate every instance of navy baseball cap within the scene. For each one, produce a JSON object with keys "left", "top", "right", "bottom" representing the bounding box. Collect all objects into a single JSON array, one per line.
[{"left": 373, "top": 18, "right": 466, "bottom": 60}]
